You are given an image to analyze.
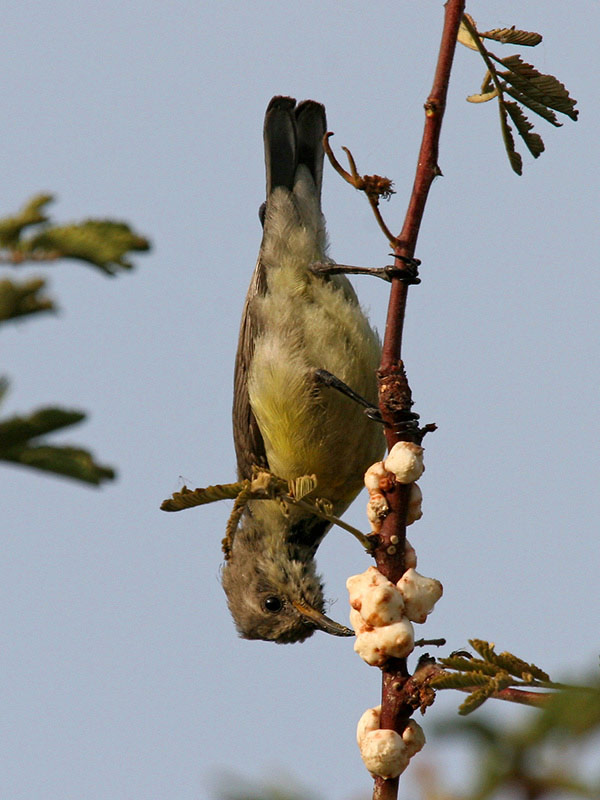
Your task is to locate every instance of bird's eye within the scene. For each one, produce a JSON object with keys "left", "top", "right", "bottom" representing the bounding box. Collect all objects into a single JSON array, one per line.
[{"left": 263, "top": 595, "right": 283, "bottom": 613}]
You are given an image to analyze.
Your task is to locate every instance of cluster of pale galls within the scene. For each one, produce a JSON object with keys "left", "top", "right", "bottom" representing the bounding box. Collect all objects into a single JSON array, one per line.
[{"left": 346, "top": 442, "right": 443, "bottom": 779}]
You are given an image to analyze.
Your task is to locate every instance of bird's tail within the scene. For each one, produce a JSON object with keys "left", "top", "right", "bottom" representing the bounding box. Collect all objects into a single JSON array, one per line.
[{"left": 263, "top": 96, "right": 326, "bottom": 201}]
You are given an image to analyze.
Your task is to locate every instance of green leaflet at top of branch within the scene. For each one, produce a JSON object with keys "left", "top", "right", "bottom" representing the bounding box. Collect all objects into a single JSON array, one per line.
[{"left": 459, "top": 14, "right": 578, "bottom": 174}]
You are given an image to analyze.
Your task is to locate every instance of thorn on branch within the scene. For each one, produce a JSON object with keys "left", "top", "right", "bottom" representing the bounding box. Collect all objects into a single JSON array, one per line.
[
  {"left": 414, "top": 637, "right": 446, "bottom": 648},
  {"left": 418, "top": 423, "right": 438, "bottom": 443}
]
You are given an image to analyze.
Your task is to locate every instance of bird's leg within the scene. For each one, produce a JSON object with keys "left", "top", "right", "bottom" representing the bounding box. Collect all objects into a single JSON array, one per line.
[
  {"left": 310, "top": 255, "right": 421, "bottom": 284},
  {"left": 314, "top": 369, "right": 384, "bottom": 423},
  {"left": 315, "top": 368, "right": 422, "bottom": 435}
]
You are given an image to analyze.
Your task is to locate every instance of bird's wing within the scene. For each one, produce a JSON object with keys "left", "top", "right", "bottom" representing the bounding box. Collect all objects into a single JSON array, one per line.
[
  {"left": 233, "top": 97, "right": 300, "bottom": 479},
  {"left": 232, "top": 97, "right": 327, "bottom": 481},
  {"left": 232, "top": 256, "right": 269, "bottom": 479}
]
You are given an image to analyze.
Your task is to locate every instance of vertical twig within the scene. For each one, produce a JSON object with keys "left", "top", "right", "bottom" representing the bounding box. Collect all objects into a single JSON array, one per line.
[{"left": 372, "top": 2, "right": 465, "bottom": 799}]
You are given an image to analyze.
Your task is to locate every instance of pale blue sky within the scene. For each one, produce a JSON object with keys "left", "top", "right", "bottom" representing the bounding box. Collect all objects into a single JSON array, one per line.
[{"left": 2, "top": 2, "right": 598, "bottom": 799}]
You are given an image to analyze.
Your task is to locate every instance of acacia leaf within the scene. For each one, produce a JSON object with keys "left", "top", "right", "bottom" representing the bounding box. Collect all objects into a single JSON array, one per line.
[{"left": 481, "top": 27, "right": 542, "bottom": 47}]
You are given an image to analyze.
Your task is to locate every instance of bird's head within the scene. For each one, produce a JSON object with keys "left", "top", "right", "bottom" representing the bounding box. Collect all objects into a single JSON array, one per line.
[{"left": 221, "top": 507, "right": 352, "bottom": 644}]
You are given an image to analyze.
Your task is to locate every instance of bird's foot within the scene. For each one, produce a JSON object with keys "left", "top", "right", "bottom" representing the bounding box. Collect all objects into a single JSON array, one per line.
[
  {"left": 310, "top": 255, "right": 421, "bottom": 284},
  {"left": 314, "top": 368, "right": 383, "bottom": 423}
]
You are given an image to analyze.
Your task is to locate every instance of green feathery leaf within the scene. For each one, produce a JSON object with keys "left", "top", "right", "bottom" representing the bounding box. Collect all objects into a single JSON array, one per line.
[
  {"left": 0, "top": 405, "right": 115, "bottom": 484},
  {"left": 455, "top": 673, "right": 514, "bottom": 716},
  {"left": 0, "top": 377, "right": 9, "bottom": 404},
  {"left": 430, "top": 671, "right": 492, "bottom": 690},
  {"left": 161, "top": 481, "right": 245, "bottom": 512},
  {"left": 461, "top": 15, "right": 578, "bottom": 174},
  {"left": 438, "top": 655, "right": 505, "bottom": 677},
  {"left": 498, "top": 101, "right": 523, "bottom": 175},
  {"left": 27, "top": 220, "right": 150, "bottom": 275},
  {"left": 503, "top": 85, "right": 561, "bottom": 127},
  {"left": 470, "top": 640, "right": 550, "bottom": 681},
  {"left": 496, "top": 652, "right": 549, "bottom": 682},
  {"left": 0, "top": 407, "right": 86, "bottom": 448},
  {"left": 0, "top": 443, "right": 115, "bottom": 484},
  {"left": 1, "top": 195, "right": 150, "bottom": 273},
  {"left": 0, "top": 277, "right": 54, "bottom": 322},
  {"left": 498, "top": 55, "right": 578, "bottom": 120},
  {"left": 0, "top": 194, "right": 52, "bottom": 247},
  {"left": 469, "top": 640, "right": 499, "bottom": 661},
  {"left": 458, "top": 687, "right": 495, "bottom": 715},
  {"left": 504, "top": 100, "right": 544, "bottom": 157},
  {"left": 480, "top": 27, "right": 542, "bottom": 47}
]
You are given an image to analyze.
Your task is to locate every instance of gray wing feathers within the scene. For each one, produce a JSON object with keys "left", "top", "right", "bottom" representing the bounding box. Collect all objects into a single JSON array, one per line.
[
  {"left": 232, "top": 96, "right": 327, "bottom": 480},
  {"left": 232, "top": 258, "right": 268, "bottom": 479}
]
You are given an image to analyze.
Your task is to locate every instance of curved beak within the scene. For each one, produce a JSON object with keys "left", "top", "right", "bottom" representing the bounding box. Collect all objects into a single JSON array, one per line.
[{"left": 293, "top": 599, "right": 354, "bottom": 637}]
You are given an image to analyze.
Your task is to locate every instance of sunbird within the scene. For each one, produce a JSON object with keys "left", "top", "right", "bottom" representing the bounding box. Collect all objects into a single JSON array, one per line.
[{"left": 223, "top": 96, "right": 384, "bottom": 643}]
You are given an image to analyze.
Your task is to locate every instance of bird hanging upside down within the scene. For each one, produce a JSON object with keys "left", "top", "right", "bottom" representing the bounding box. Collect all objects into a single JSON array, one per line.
[{"left": 223, "top": 96, "right": 385, "bottom": 643}]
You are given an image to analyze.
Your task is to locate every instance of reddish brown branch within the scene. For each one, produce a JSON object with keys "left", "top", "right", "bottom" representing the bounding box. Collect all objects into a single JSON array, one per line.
[
  {"left": 372, "top": 2, "right": 466, "bottom": 799},
  {"left": 381, "top": 5, "right": 464, "bottom": 374}
]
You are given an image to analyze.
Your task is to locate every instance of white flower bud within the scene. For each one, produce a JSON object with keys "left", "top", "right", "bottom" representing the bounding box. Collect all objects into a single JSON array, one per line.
[
  {"left": 359, "top": 729, "right": 410, "bottom": 778},
  {"left": 356, "top": 705, "right": 381, "bottom": 744},
  {"left": 384, "top": 442, "right": 424, "bottom": 483},
  {"left": 396, "top": 568, "right": 443, "bottom": 623},
  {"left": 364, "top": 461, "right": 388, "bottom": 492},
  {"left": 366, "top": 500, "right": 381, "bottom": 533},
  {"left": 347, "top": 566, "right": 404, "bottom": 627},
  {"left": 364, "top": 462, "right": 391, "bottom": 532},
  {"left": 404, "top": 539, "right": 417, "bottom": 569},
  {"left": 354, "top": 618, "right": 415, "bottom": 666},
  {"left": 347, "top": 566, "right": 389, "bottom": 603},
  {"left": 406, "top": 482, "right": 423, "bottom": 525},
  {"left": 369, "top": 493, "right": 389, "bottom": 517},
  {"left": 402, "top": 719, "right": 426, "bottom": 757},
  {"left": 361, "top": 583, "right": 405, "bottom": 628},
  {"left": 366, "top": 493, "right": 389, "bottom": 532},
  {"left": 357, "top": 707, "right": 426, "bottom": 778},
  {"left": 349, "top": 608, "right": 369, "bottom": 634}
]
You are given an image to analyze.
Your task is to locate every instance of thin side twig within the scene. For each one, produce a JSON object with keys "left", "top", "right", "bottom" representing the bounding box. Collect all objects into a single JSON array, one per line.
[{"left": 323, "top": 134, "right": 398, "bottom": 244}]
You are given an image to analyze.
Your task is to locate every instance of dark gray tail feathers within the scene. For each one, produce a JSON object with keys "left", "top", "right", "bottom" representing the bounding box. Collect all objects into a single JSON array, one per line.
[{"left": 263, "top": 96, "right": 327, "bottom": 199}]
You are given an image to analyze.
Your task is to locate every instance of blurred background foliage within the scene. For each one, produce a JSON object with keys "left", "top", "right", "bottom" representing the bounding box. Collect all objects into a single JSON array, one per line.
[
  {"left": 216, "top": 680, "right": 600, "bottom": 800},
  {"left": 0, "top": 194, "right": 149, "bottom": 483}
]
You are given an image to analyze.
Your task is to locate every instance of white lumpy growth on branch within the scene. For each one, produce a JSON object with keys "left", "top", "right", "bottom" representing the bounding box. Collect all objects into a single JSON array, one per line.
[
  {"left": 349, "top": 454, "right": 440, "bottom": 775},
  {"left": 397, "top": 567, "right": 443, "bottom": 624},
  {"left": 384, "top": 441, "right": 425, "bottom": 483},
  {"left": 347, "top": 564, "right": 442, "bottom": 666},
  {"left": 349, "top": 563, "right": 438, "bottom": 775},
  {"left": 356, "top": 705, "right": 426, "bottom": 779},
  {"left": 364, "top": 455, "right": 423, "bottom": 533}
]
